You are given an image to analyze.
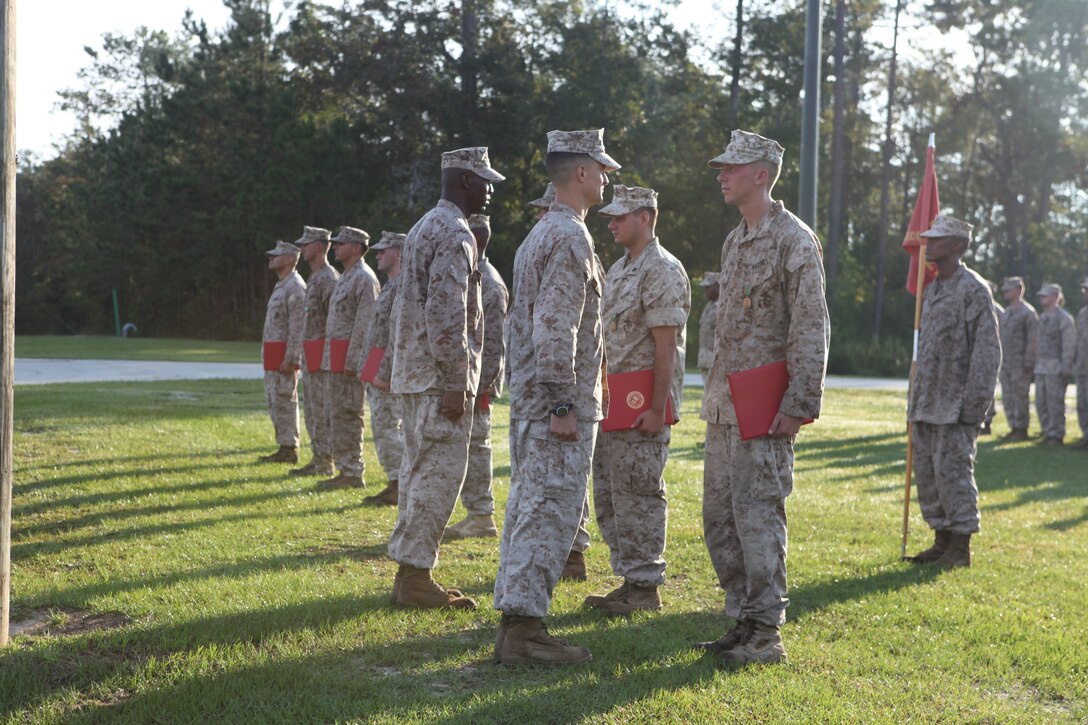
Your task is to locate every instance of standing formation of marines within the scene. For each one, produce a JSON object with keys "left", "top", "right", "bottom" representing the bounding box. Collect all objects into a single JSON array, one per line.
[{"left": 256, "top": 123, "right": 1081, "bottom": 670}]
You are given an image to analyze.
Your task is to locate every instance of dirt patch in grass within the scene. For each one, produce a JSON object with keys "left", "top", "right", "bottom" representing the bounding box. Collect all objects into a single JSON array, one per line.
[{"left": 10, "top": 606, "right": 132, "bottom": 639}]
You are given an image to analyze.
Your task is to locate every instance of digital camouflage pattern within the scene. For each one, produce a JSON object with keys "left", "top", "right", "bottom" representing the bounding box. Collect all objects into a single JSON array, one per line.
[
  {"left": 293, "top": 225, "right": 331, "bottom": 246},
  {"left": 459, "top": 258, "right": 509, "bottom": 516},
  {"left": 440, "top": 146, "right": 505, "bottom": 182},
  {"left": 322, "top": 261, "right": 380, "bottom": 372},
  {"left": 908, "top": 265, "right": 1001, "bottom": 426},
  {"left": 999, "top": 300, "right": 1038, "bottom": 431},
  {"left": 507, "top": 203, "right": 604, "bottom": 421},
  {"left": 919, "top": 213, "right": 973, "bottom": 243},
  {"left": 1077, "top": 306, "right": 1088, "bottom": 438},
  {"left": 387, "top": 393, "right": 473, "bottom": 568},
  {"left": 263, "top": 271, "right": 306, "bottom": 447},
  {"left": 1034, "top": 306, "right": 1075, "bottom": 440},
  {"left": 700, "top": 201, "right": 829, "bottom": 426},
  {"left": 703, "top": 424, "right": 792, "bottom": 627},
  {"left": 698, "top": 299, "right": 719, "bottom": 373},
  {"left": 366, "top": 277, "right": 404, "bottom": 481},
  {"left": 302, "top": 264, "right": 339, "bottom": 463},
  {"left": 593, "top": 237, "right": 689, "bottom": 587},
  {"left": 529, "top": 182, "right": 556, "bottom": 209},
  {"left": 700, "top": 199, "right": 827, "bottom": 629},
  {"left": 546, "top": 129, "right": 621, "bottom": 171},
  {"left": 912, "top": 422, "right": 981, "bottom": 535},
  {"left": 708, "top": 129, "right": 785, "bottom": 167},
  {"left": 330, "top": 374, "right": 366, "bottom": 476},
  {"left": 597, "top": 185, "right": 658, "bottom": 216},
  {"left": 390, "top": 199, "right": 483, "bottom": 396},
  {"left": 495, "top": 419, "right": 598, "bottom": 616},
  {"left": 592, "top": 427, "right": 669, "bottom": 586}
]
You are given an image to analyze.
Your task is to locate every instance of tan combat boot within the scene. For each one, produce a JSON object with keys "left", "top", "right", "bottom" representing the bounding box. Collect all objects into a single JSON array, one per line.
[
  {"left": 905, "top": 530, "right": 951, "bottom": 563},
  {"left": 394, "top": 566, "right": 476, "bottom": 609},
  {"left": 443, "top": 514, "right": 498, "bottom": 540},
  {"left": 363, "top": 480, "right": 399, "bottom": 506},
  {"left": 258, "top": 445, "right": 299, "bottom": 464},
  {"left": 934, "top": 533, "right": 971, "bottom": 569},
  {"left": 717, "top": 622, "right": 787, "bottom": 665},
  {"left": 598, "top": 583, "right": 661, "bottom": 617},
  {"left": 290, "top": 457, "right": 335, "bottom": 477},
  {"left": 499, "top": 616, "right": 593, "bottom": 666},
  {"left": 694, "top": 619, "right": 753, "bottom": 654},
  {"left": 316, "top": 472, "right": 365, "bottom": 490},
  {"left": 1002, "top": 428, "right": 1028, "bottom": 442},
  {"left": 560, "top": 550, "right": 587, "bottom": 581},
  {"left": 584, "top": 580, "right": 630, "bottom": 609}
]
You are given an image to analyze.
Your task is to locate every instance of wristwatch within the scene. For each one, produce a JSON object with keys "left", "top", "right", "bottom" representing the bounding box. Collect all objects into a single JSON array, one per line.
[{"left": 551, "top": 403, "right": 573, "bottom": 418}]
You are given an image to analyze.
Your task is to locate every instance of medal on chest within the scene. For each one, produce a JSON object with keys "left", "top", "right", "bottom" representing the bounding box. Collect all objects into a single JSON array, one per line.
[{"left": 742, "top": 285, "right": 752, "bottom": 310}]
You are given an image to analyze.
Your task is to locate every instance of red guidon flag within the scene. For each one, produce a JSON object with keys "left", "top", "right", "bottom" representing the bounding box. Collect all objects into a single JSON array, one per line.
[{"left": 902, "top": 135, "right": 940, "bottom": 295}]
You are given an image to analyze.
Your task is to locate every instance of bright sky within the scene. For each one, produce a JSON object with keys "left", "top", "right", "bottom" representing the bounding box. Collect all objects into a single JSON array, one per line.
[{"left": 17, "top": 0, "right": 943, "bottom": 161}]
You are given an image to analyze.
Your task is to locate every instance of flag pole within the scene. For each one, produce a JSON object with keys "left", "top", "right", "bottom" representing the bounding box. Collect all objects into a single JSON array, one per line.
[
  {"left": 0, "top": 0, "right": 15, "bottom": 646},
  {"left": 900, "top": 131, "right": 936, "bottom": 559}
]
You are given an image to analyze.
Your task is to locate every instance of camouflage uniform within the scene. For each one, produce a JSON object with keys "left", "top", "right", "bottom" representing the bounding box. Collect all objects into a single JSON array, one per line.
[
  {"left": 460, "top": 257, "right": 509, "bottom": 516},
  {"left": 365, "top": 276, "right": 405, "bottom": 482},
  {"left": 302, "top": 264, "right": 339, "bottom": 465},
  {"left": 592, "top": 236, "right": 690, "bottom": 587},
  {"left": 984, "top": 299, "right": 1004, "bottom": 428},
  {"left": 324, "top": 258, "right": 380, "bottom": 477},
  {"left": 387, "top": 199, "right": 484, "bottom": 569},
  {"left": 263, "top": 269, "right": 306, "bottom": 446},
  {"left": 1077, "top": 302, "right": 1088, "bottom": 439},
  {"left": 908, "top": 264, "right": 1001, "bottom": 535},
  {"left": 700, "top": 201, "right": 829, "bottom": 627},
  {"left": 495, "top": 202, "right": 606, "bottom": 617},
  {"left": 1034, "top": 304, "right": 1075, "bottom": 441},
  {"left": 998, "top": 298, "right": 1038, "bottom": 432},
  {"left": 698, "top": 298, "right": 719, "bottom": 384}
]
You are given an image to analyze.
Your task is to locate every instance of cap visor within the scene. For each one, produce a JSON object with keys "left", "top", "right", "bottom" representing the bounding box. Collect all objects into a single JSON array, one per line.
[
  {"left": 591, "top": 152, "right": 622, "bottom": 172},
  {"left": 597, "top": 202, "right": 632, "bottom": 216},
  {"left": 528, "top": 198, "right": 549, "bottom": 208},
  {"left": 477, "top": 167, "right": 506, "bottom": 183}
]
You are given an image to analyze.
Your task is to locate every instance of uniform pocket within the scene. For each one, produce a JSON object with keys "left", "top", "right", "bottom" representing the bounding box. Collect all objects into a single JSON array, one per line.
[
  {"left": 420, "top": 396, "right": 462, "bottom": 442},
  {"left": 527, "top": 420, "right": 575, "bottom": 500}
]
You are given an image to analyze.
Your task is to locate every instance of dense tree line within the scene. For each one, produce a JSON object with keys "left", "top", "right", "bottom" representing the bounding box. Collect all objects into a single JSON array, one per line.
[{"left": 15, "top": 0, "right": 1088, "bottom": 374}]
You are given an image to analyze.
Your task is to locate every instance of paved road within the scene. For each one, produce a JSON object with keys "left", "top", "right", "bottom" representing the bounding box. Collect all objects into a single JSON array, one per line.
[{"left": 15, "top": 357, "right": 910, "bottom": 391}]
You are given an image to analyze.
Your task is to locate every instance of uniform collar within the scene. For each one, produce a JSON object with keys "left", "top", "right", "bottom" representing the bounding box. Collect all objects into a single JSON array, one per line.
[
  {"left": 548, "top": 202, "right": 580, "bottom": 219},
  {"left": 437, "top": 198, "right": 466, "bottom": 219}
]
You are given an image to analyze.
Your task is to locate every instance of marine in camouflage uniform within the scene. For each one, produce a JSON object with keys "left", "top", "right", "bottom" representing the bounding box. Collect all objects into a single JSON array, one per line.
[
  {"left": 1033, "top": 282, "right": 1076, "bottom": 445},
  {"left": 584, "top": 185, "right": 690, "bottom": 616},
  {"left": 494, "top": 129, "right": 619, "bottom": 666},
  {"left": 317, "top": 227, "right": 380, "bottom": 489},
  {"left": 1074, "top": 279, "right": 1088, "bottom": 448},
  {"left": 697, "top": 273, "right": 720, "bottom": 384},
  {"left": 695, "top": 130, "right": 829, "bottom": 666},
  {"left": 386, "top": 147, "right": 502, "bottom": 610},
  {"left": 291, "top": 226, "right": 339, "bottom": 476},
  {"left": 997, "top": 276, "right": 1038, "bottom": 441},
  {"left": 362, "top": 231, "right": 407, "bottom": 505},
  {"left": 444, "top": 214, "right": 509, "bottom": 540},
  {"left": 981, "top": 283, "right": 1003, "bottom": 435},
  {"left": 260, "top": 240, "right": 307, "bottom": 463},
  {"left": 906, "top": 215, "right": 1000, "bottom": 571}
]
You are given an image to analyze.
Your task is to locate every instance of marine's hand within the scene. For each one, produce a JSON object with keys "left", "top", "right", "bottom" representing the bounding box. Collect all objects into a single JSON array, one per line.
[
  {"left": 551, "top": 414, "right": 578, "bottom": 441},
  {"left": 768, "top": 412, "right": 803, "bottom": 437},
  {"left": 440, "top": 391, "right": 467, "bottom": 421}
]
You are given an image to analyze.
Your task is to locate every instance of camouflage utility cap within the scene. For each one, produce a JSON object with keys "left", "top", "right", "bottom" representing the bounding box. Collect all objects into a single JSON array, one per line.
[
  {"left": 1036, "top": 282, "right": 1062, "bottom": 297},
  {"left": 1001, "top": 276, "right": 1025, "bottom": 292},
  {"left": 467, "top": 214, "right": 490, "bottom": 232},
  {"left": 331, "top": 226, "right": 370, "bottom": 246},
  {"left": 708, "top": 129, "right": 784, "bottom": 168},
  {"left": 371, "top": 231, "right": 406, "bottom": 251},
  {"left": 529, "top": 182, "right": 556, "bottom": 208},
  {"left": 1081, "top": 276, "right": 1088, "bottom": 290},
  {"left": 920, "top": 214, "right": 973, "bottom": 244},
  {"left": 547, "top": 129, "right": 621, "bottom": 172},
  {"left": 265, "top": 240, "right": 301, "bottom": 256},
  {"left": 598, "top": 185, "right": 658, "bottom": 216},
  {"left": 700, "top": 272, "right": 720, "bottom": 288},
  {"left": 441, "top": 146, "right": 506, "bottom": 182},
  {"left": 293, "top": 226, "right": 331, "bottom": 246}
]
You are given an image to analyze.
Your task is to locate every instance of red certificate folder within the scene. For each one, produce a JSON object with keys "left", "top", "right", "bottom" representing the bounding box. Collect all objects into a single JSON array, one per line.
[
  {"left": 601, "top": 369, "right": 678, "bottom": 432},
  {"left": 262, "top": 341, "right": 287, "bottom": 371},
  {"left": 328, "top": 338, "right": 350, "bottom": 373},
  {"left": 726, "top": 360, "right": 814, "bottom": 441},
  {"left": 303, "top": 339, "right": 324, "bottom": 373},
  {"left": 476, "top": 393, "right": 491, "bottom": 411},
  {"left": 359, "top": 347, "right": 385, "bottom": 382}
]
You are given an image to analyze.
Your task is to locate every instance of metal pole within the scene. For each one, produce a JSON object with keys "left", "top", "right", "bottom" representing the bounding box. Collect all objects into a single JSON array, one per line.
[
  {"left": 798, "top": 0, "right": 822, "bottom": 227},
  {"left": 1, "top": 0, "right": 16, "bottom": 647},
  {"left": 901, "top": 242, "right": 928, "bottom": 558}
]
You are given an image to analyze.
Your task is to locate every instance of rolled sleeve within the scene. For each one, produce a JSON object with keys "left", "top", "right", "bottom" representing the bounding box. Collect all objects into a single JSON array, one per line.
[
  {"left": 426, "top": 239, "right": 473, "bottom": 391},
  {"left": 780, "top": 240, "right": 830, "bottom": 419},
  {"left": 534, "top": 244, "right": 588, "bottom": 407}
]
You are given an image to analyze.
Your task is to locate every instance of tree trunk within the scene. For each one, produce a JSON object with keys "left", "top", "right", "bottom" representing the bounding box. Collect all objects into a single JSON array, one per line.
[
  {"left": 460, "top": 0, "right": 479, "bottom": 141},
  {"left": 872, "top": 0, "right": 902, "bottom": 340},
  {"left": 826, "top": 0, "right": 846, "bottom": 282},
  {"left": 730, "top": 0, "right": 743, "bottom": 119}
]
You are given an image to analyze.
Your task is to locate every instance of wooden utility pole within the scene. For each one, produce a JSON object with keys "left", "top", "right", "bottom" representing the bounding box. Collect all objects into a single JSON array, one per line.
[{"left": 0, "top": 0, "right": 15, "bottom": 647}]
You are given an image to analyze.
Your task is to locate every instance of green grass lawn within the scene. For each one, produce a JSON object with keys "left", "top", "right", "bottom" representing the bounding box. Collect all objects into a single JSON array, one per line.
[
  {"left": 15, "top": 335, "right": 256, "bottom": 363},
  {"left": 3, "top": 382, "right": 1086, "bottom": 722}
]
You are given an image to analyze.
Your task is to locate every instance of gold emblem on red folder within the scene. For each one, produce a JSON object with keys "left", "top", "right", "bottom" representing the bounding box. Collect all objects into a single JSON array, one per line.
[{"left": 626, "top": 391, "right": 645, "bottom": 408}]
